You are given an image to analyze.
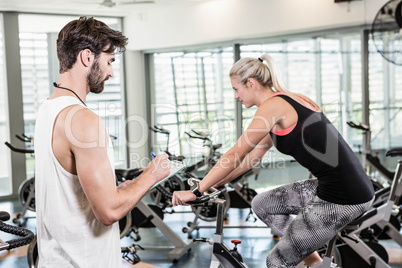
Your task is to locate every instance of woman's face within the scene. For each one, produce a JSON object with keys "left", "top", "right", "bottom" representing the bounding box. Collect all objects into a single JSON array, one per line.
[{"left": 230, "top": 76, "right": 254, "bottom": 108}]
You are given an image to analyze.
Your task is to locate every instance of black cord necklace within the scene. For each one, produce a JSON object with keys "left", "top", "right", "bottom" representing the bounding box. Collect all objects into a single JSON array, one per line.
[{"left": 53, "top": 82, "right": 87, "bottom": 107}]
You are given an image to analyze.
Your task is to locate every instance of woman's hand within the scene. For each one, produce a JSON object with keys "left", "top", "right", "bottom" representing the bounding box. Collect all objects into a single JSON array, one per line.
[{"left": 172, "top": 190, "right": 197, "bottom": 206}]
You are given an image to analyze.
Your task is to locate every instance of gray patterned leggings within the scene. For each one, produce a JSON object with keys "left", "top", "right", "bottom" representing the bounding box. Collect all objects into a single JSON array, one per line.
[{"left": 251, "top": 179, "right": 373, "bottom": 268}]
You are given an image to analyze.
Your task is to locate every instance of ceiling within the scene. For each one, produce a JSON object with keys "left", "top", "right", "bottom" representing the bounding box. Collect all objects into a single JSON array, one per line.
[{"left": 0, "top": 0, "right": 202, "bottom": 17}]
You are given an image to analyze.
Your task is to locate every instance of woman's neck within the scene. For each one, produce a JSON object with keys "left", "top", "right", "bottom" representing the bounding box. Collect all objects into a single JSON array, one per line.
[{"left": 255, "top": 87, "right": 276, "bottom": 107}]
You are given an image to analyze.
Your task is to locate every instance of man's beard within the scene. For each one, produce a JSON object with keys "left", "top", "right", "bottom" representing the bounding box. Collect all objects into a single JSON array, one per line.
[{"left": 87, "top": 60, "right": 107, "bottom": 94}]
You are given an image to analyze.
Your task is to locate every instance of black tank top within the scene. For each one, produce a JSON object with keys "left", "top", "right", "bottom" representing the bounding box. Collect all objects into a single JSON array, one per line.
[{"left": 269, "top": 95, "right": 374, "bottom": 204}]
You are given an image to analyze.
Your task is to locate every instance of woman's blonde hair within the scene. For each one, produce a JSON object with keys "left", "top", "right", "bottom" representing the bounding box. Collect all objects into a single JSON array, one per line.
[{"left": 229, "top": 53, "right": 322, "bottom": 112}]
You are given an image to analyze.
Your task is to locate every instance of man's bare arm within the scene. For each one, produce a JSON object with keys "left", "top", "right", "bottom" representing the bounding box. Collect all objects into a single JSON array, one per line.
[{"left": 66, "top": 107, "right": 169, "bottom": 225}]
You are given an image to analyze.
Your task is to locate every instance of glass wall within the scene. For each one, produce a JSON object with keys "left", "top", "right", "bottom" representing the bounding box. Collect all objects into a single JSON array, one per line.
[
  {"left": 0, "top": 14, "right": 12, "bottom": 196},
  {"left": 151, "top": 48, "right": 235, "bottom": 163},
  {"left": 240, "top": 34, "right": 364, "bottom": 162},
  {"left": 368, "top": 37, "right": 402, "bottom": 150},
  {"left": 149, "top": 30, "right": 402, "bottom": 165},
  {"left": 19, "top": 32, "right": 49, "bottom": 176}
]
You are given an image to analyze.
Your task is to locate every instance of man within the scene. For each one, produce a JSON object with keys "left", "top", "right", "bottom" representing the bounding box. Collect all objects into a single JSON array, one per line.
[{"left": 34, "top": 16, "right": 169, "bottom": 267}]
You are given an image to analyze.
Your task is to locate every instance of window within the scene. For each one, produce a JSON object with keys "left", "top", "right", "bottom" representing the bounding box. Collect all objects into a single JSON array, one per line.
[
  {"left": 0, "top": 14, "right": 12, "bottom": 195},
  {"left": 19, "top": 32, "right": 49, "bottom": 176},
  {"left": 368, "top": 35, "right": 402, "bottom": 150},
  {"left": 239, "top": 35, "right": 363, "bottom": 162},
  {"left": 151, "top": 48, "right": 235, "bottom": 161}
]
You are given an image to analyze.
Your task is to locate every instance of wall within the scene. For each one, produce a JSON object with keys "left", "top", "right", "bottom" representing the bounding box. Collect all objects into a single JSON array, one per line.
[{"left": 123, "top": 0, "right": 389, "bottom": 51}]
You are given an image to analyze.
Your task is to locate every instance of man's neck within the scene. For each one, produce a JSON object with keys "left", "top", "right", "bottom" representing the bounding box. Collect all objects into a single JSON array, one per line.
[
  {"left": 55, "top": 72, "right": 88, "bottom": 102},
  {"left": 49, "top": 72, "right": 87, "bottom": 103}
]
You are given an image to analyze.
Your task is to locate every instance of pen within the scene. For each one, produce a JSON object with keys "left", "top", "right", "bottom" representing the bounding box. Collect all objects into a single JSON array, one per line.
[{"left": 150, "top": 152, "right": 156, "bottom": 158}]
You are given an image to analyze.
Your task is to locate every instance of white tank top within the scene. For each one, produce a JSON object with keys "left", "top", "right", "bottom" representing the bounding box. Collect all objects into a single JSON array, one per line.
[{"left": 34, "top": 97, "right": 121, "bottom": 267}]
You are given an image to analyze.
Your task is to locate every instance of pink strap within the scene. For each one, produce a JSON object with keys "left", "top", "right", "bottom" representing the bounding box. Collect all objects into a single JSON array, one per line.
[{"left": 271, "top": 123, "right": 297, "bottom": 136}]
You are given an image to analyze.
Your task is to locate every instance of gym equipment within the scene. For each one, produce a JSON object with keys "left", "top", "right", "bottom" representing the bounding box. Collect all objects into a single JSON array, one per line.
[
  {"left": 318, "top": 148, "right": 402, "bottom": 268},
  {"left": 347, "top": 121, "right": 395, "bottom": 185},
  {"left": 115, "top": 168, "right": 194, "bottom": 263},
  {"left": 156, "top": 177, "right": 249, "bottom": 268},
  {"left": 155, "top": 177, "right": 247, "bottom": 267},
  {"left": 182, "top": 168, "right": 264, "bottom": 238},
  {"left": 347, "top": 122, "right": 401, "bottom": 239},
  {"left": 0, "top": 210, "right": 34, "bottom": 252},
  {"left": 156, "top": 154, "right": 402, "bottom": 268},
  {"left": 184, "top": 130, "right": 222, "bottom": 175},
  {"left": 148, "top": 126, "right": 189, "bottom": 210},
  {"left": 4, "top": 141, "right": 36, "bottom": 227},
  {"left": 181, "top": 130, "right": 263, "bottom": 237},
  {"left": 0, "top": 210, "right": 35, "bottom": 268}
]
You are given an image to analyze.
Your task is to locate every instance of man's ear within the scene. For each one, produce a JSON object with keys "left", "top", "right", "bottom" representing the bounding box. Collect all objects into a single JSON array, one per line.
[{"left": 80, "top": 49, "right": 94, "bottom": 67}]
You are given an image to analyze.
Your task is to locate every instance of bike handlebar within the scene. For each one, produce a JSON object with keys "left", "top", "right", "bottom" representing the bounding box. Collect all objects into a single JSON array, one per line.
[
  {"left": 4, "top": 142, "right": 34, "bottom": 154},
  {"left": 0, "top": 212, "right": 35, "bottom": 251},
  {"left": 155, "top": 178, "right": 227, "bottom": 205},
  {"left": 184, "top": 131, "right": 210, "bottom": 141},
  {"left": 191, "top": 129, "right": 208, "bottom": 138},
  {"left": 150, "top": 125, "right": 170, "bottom": 135},
  {"left": 15, "top": 134, "right": 32, "bottom": 143},
  {"left": 347, "top": 121, "right": 370, "bottom": 131}
]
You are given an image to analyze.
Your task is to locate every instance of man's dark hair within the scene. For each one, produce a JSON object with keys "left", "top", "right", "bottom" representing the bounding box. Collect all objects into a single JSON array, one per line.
[{"left": 57, "top": 16, "right": 128, "bottom": 73}]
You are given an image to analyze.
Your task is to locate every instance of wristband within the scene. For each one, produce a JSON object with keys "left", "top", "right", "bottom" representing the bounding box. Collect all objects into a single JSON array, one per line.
[{"left": 191, "top": 186, "right": 203, "bottom": 197}]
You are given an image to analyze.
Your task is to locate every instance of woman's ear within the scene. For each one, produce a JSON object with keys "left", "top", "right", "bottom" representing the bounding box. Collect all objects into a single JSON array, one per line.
[{"left": 247, "top": 78, "right": 256, "bottom": 90}]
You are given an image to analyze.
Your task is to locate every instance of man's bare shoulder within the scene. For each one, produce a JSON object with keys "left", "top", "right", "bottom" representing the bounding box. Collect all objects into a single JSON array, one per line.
[{"left": 60, "top": 105, "right": 106, "bottom": 149}]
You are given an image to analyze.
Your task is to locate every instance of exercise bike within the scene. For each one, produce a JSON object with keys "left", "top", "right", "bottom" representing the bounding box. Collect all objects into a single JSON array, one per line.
[
  {"left": 0, "top": 210, "right": 35, "bottom": 266},
  {"left": 4, "top": 139, "right": 36, "bottom": 227},
  {"left": 182, "top": 130, "right": 262, "bottom": 238},
  {"left": 317, "top": 148, "right": 402, "bottom": 268},
  {"left": 155, "top": 152, "right": 402, "bottom": 268},
  {"left": 148, "top": 125, "right": 189, "bottom": 211},
  {"left": 347, "top": 121, "right": 401, "bottom": 239},
  {"left": 155, "top": 177, "right": 249, "bottom": 268},
  {"left": 114, "top": 168, "right": 194, "bottom": 264},
  {"left": 347, "top": 121, "right": 395, "bottom": 186}
]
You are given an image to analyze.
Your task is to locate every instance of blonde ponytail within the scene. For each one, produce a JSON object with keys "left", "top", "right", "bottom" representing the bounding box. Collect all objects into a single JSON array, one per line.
[{"left": 230, "top": 54, "right": 323, "bottom": 113}]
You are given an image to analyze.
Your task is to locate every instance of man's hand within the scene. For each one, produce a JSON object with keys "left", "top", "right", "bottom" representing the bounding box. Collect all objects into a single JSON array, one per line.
[{"left": 142, "top": 153, "right": 170, "bottom": 186}]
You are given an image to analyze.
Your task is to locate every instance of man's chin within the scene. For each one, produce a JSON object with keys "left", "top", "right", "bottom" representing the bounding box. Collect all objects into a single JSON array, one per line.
[{"left": 90, "top": 83, "right": 105, "bottom": 94}]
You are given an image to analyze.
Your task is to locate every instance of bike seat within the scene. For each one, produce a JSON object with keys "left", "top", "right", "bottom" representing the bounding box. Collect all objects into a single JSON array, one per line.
[
  {"left": 374, "top": 186, "right": 390, "bottom": 200},
  {"left": 385, "top": 148, "right": 402, "bottom": 157},
  {"left": 343, "top": 208, "right": 377, "bottom": 232},
  {"left": 213, "top": 144, "right": 222, "bottom": 150}
]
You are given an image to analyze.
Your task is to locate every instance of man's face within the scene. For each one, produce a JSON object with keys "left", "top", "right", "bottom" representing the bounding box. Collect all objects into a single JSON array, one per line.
[{"left": 87, "top": 52, "right": 115, "bottom": 94}]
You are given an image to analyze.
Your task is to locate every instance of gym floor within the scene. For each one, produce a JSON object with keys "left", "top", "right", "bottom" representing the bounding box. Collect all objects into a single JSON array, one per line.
[{"left": 0, "top": 161, "right": 401, "bottom": 268}]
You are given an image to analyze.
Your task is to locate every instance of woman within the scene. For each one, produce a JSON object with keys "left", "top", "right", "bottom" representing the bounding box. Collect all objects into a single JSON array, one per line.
[{"left": 172, "top": 54, "right": 374, "bottom": 268}]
